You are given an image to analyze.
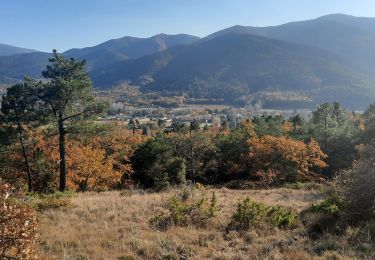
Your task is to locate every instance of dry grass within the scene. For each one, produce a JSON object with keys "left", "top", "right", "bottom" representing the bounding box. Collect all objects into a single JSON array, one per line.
[{"left": 37, "top": 187, "right": 358, "bottom": 259}]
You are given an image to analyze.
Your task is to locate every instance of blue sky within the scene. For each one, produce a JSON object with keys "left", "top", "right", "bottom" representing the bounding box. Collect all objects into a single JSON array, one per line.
[{"left": 1, "top": 0, "right": 375, "bottom": 52}]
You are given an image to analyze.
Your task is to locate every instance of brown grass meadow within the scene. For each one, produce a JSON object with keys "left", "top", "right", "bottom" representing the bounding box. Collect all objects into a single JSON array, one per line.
[{"left": 37, "top": 187, "right": 365, "bottom": 260}]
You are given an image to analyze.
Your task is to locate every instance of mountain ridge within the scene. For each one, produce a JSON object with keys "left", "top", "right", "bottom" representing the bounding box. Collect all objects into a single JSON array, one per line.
[
  {"left": 0, "top": 43, "right": 38, "bottom": 56},
  {"left": 1, "top": 14, "right": 375, "bottom": 109},
  {"left": 90, "top": 32, "right": 375, "bottom": 109}
]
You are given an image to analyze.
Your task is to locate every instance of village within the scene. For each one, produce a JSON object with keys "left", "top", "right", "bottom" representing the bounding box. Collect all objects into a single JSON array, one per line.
[{"left": 100, "top": 101, "right": 312, "bottom": 134}]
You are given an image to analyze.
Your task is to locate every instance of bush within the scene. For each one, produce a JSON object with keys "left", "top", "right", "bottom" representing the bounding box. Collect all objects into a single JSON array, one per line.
[
  {"left": 29, "top": 191, "right": 74, "bottom": 211},
  {"left": 341, "top": 161, "right": 375, "bottom": 223},
  {"left": 310, "top": 195, "right": 344, "bottom": 215},
  {"left": 150, "top": 190, "right": 220, "bottom": 230},
  {"left": 228, "top": 198, "right": 298, "bottom": 230},
  {"left": 317, "top": 143, "right": 375, "bottom": 225},
  {"left": 303, "top": 155, "right": 375, "bottom": 240},
  {"left": 0, "top": 179, "right": 39, "bottom": 259}
]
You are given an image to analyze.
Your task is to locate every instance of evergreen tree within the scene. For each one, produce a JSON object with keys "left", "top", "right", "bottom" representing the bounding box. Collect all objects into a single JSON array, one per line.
[
  {"left": 312, "top": 102, "right": 361, "bottom": 175},
  {"left": 0, "top": 83, "right": 44, "bottom": 191},
  {"left": 29, "top": 50, "right": 106, "bottom": 191}
]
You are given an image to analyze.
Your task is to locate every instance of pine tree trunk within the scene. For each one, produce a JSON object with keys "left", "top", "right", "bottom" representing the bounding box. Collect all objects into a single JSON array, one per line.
[
  {"left": 16, "top": 119, "right": 32, "bottom": 192},
  {"left": 58, "top": 114, "right": 67, "bottom": 192}
]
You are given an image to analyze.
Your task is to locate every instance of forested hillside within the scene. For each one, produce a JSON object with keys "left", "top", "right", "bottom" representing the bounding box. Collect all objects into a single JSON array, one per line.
[
  {"left": 1, "top": 14, "right": 375, "bottom": 109},
  {"left": 91, "top": 33, "right": 375, "bottom": 108}
]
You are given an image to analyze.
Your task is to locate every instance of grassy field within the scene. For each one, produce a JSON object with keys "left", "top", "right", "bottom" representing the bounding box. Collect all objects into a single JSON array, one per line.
[{"left": 37, "top": 187, "right": 365, "bottom": 259}]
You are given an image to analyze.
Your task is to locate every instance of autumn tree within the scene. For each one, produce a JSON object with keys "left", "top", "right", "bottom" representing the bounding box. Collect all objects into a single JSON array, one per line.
[
  {"left": 29, "top": 50, "right": 106, "bottom": 191},
  {"left": 66, "top": 143, "right": 121, "bottom": 191},
  {"left": 30, "top": 126, "right": 142, "bottom": 191},
  {"left": 90, "top": 127, "right": 146, "bottom": 188},
  {"left": 248, "top": 135, "right": 327, "bottom": 184}
]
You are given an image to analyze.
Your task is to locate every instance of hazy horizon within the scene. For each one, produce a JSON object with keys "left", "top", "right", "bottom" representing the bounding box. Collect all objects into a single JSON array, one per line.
[{"left": 1, "top": 0, "right": 375, "bottom": 52}]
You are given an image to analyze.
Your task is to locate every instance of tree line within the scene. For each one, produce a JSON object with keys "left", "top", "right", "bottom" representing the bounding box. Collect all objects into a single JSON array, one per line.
[{"left": 0, "top": 51, "right": 373, "bottom": 193}]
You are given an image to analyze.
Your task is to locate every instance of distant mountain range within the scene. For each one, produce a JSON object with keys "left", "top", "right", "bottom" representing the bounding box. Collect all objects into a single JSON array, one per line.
[
  {"left": 1, "top": 14, "right": 375, "bottom": 109},
  {"left": 207, "top": 14, "right": 375, "bottom": 73},
  {"left": 64, "top": 34, "right": 200, "bottom": 71},
  {"left": 0, "top": 34, "right": 200, "bottom": 83},
  {"left": 0, "top": 43, "right": 38, "bottom": 56}
]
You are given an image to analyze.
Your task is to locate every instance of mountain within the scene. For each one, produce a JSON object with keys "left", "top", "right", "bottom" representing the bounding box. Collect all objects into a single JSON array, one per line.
[
  {"left": 63, "top": 34, "right": 200, "bottom": 70},
  {"left": 0, "top": 52, "right": 51, "bottom": 84},
  {"left": 1, "top": 14, "right": 375, "bottom": 109},
  {"left": 91, "top": 33, "right": 375, "bottom": 109},
  {"left": 0, "top": 34, "right": 200, "bottom": 83},
  {"left": 0, "top": 43, "right": 38, "bottom": 56},
  {"left": 207, "top": 14, "right": 375, "bottom": 72}
]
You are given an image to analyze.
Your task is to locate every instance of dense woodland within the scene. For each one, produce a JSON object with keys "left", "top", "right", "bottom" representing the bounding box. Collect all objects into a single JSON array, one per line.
[{"left": 1, "top": 52, "right": 375, "bottom": 258}]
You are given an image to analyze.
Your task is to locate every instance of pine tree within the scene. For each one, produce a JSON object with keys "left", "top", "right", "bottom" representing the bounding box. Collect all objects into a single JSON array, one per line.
[
  {"left": 29, "top": 50, "right": 106, "bottom": 191},
  {"left": 0, "top": 83, "right": 44, "bottom": 191}
]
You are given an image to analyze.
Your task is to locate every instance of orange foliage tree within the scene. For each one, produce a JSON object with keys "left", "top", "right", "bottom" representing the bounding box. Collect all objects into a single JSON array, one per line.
[
  {"left": 0, "top": 179, "right": 38, "bottom": 258},
  {"left": 248, "top": 135, "right": 327, "bottom": 184},
  {"left": 66, "top": 144, "right": 121, "bottom": 191},
  {"left": 90, "top": 128, "right": 148, "bottom": 188},
  {"left": 29, "top": 127, "right": 147, "bottom": 191}
]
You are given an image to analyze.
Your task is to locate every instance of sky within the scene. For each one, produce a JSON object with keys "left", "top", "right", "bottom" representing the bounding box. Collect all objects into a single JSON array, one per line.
[{"left": 1, "top": 0, "right": 375, "bottom": 52}]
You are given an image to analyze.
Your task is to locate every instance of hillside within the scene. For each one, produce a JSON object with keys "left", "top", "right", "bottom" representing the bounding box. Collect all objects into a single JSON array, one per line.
[
  {"left": 207, "top": 14, "right": 375, "bottom": 72},
  {"left": 0, "top": 52, "right": 51, "bottom": 83},
  {"left": 0, "top": 43, "right": 38, "bottom": 56},
  {"left": 0, "top": 34, "right": 200, "bottom": 83},
  {"left": 1, "top": 14, "right": 375, "bottom": 109},
  {"left": 64, "top": 34, "right": 200, "bottom": 71},
  {"left": 38, "top": 188, "right": 326, "bottom": 259},
  {"left": 91, "top": 33, "right": 375, "bottom": 109}
]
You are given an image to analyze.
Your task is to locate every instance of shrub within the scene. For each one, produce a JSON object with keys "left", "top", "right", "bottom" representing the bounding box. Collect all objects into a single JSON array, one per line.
[
  {"left": 341, "top": 162, "right": 375, "bottom": 223},
  {"left": 228, "top": 198, "right": 298, "bottom": 230},
  {"left": 0, "top": 179, "right": 39, "bottom": 259},
  {"left": 29, "top": 191, "right": 74, "bottom": 211},
  {"left": 316, "top": 143, "right": 375, "bottom": 225},
  {"left": 310, "top": 195, "right": 344, "bottom": 215},
  {"left": 150, "top": 190, "right": 220, "bottom": 230}
]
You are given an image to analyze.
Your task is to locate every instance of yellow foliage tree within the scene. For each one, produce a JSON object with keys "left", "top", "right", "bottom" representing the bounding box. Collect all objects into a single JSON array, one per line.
[
  {"left": 90, "top": 128, "right": 148, "bottom": 187},
  {"left": 29, "top": 127, "right": 146, "bottom": 191},
  {"left": 248, "top": 135, "right": 327, "bottom": 183},
  {"left": 66, "top": 144, "right": 121, "bottom": 191}
]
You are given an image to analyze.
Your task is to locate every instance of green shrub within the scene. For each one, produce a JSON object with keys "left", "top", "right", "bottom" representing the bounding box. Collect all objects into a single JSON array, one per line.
[
  {"left": 228, "top": 197, "right": 298, "bottom": 230},
  {"left": 310, "top": 195, "right": 344, "bottom": 215},
  {"left": 34, "top": 197, "right": 71, "bottom": 211},
  {"left": 150, "top": 191, "right": 220, "bottom": 230},
  {"left": 29, "top": 191, "right": 74, "bottom": 211}
]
